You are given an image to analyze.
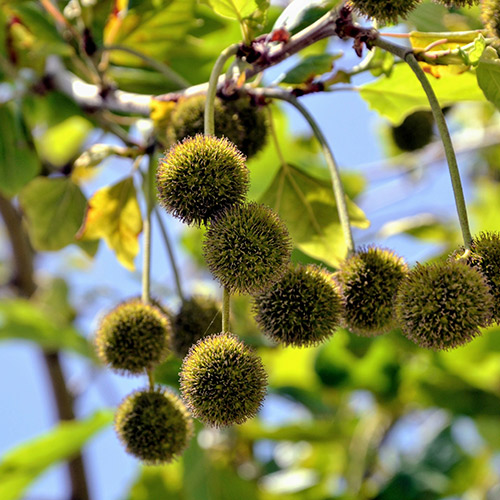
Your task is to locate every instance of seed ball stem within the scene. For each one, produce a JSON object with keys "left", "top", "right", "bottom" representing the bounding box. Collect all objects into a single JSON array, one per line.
[
  {"left": 156, "top": 134, "right": 249, "bottom": 226},
  {"left": 253, "top": 264, "right": 342, "bottom": 347},
  {"left": 115, "top": 388, "right": 193, "bottom": 464},
  {"left": 335, "top": 247, "right": 408, "bottom": 336},
  {"left": 203, "top": 202, "right": 292, "bottom": 295},
  {"left": 180, "top": 332, "right": 268, "bottom": 427},
  {"left": 395, "top": 260, "right": 493, "bottom": 350},
  {"left": 94, "top": 299, "right": 171, "bottom": 375}
]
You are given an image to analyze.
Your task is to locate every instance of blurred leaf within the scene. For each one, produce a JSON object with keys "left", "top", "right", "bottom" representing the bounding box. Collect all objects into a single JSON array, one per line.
[
  {"left": 34, "top": 277, "right": 76, "bottom": 328},
  {"left": 407, "top": 1, "right": 448, "bottom": 32},
  {"left": 0, "top": 298, "right": 94, "bottom": 358},
  {"left": 0, "top": 411, "right": 112, "bottom": 500},
  {"left": 77, "top": 177, "right": 143, "bottom": 271},
  {"left": 259, "top": 163, "right": 369, "bottom": 267},
  {"left": 477, "top": 47, "right": 500, "bottom": 111},
  {"left": 280, "top": 53, "right": 339, "bottom": 84},
  {"left": 360, "top": 63, "right": 485, "bottom": 125},
  {"left": 203, "top": 0, "right": 258, "bottom": 21},
  {"left": 105, "top": 0, "right": 196, "bottom": 67},
  {"left": 0, "top": 104, "right": 40, "bottom": 197},
  {"left": 19, "top": 177, "right": 88, "bottom": 251},
  {"left": 127, "top": 463, "right": 184, "bottom": 500}
]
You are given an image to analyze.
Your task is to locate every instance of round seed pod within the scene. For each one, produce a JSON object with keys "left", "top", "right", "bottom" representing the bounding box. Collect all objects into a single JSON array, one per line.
[
  {"left": 455, "top": 232, "right": 500, "bottom": 323},
  {"left": 482, "top": 0, "right": 500, "bottom": 38},
  {"left": 156, "top": 134, "right": 249, "bottom": 226},
  {"left": 95, "top": 299, "right": 171, "bottom": 375},
  {"left": 172, "top": 296, "right": 222, "bottom": 358},
  {"left": 115, "top": 388, "right": 193, "bottom": 464},
  {"left": 180, "top": 332, "right": 268, "bottom": 427},
  {"left": 391, "top": 111, "right": 434, "bottom": 152},
  {"left": 395, "top": 260, "right": 493, "bottom": 350},
  {"left": 167, "top": 95, "right": 268, "bottom": 159},
  {"left": 335, "top": 247, "right": 408, "bottom": 336},
  {"left": 349, "top": 0, "right": 421, "bottom": 24},
  {"left": 253, "top": 264, "right": 342, "bottom": 347},
  {"left": 203, "top": 202, "right": 292, "bottom": 295}
]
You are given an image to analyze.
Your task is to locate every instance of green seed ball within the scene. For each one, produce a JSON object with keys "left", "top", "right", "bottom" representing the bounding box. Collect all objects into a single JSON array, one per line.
[
  {"left": 180, "top": 332, "right": 268, "bottom": 427},
  {"left": 335, "top": 247, "right": 408, "bottom": 336},
  {"left": 203, "top": 202, "right": 292, "bottom": 295},
  {"left": 395, "top": 260, "right": 493, "bottom": 350},
  {"left": 349, "top": 0, "right": 421, "bottom": 24},
  {"left": 172, "top": 296, "right": 222, "bottom": 358},
  {"left": 167, "top": 95, "right": 268, "bottom": 159},
  {"left": 115, "top": 388, "right": 193, "bottom": 464},
  {"left": 391, "top": 111, "right": 434, "bottom": 152},
  {"left": 457, "top": 232, "right": 500, "bottom": 323},
  {"left": 482, "top": 0, "right": 500, "bottom": 38},
  {"left": 95, "top": 299, "right": 171, "bottom": 375},
  {"left": 156, "top": 134, "right": 249, "bottom": 226},
  {"left": 253, "top": 264, "right": 342, "bottom": 347}
]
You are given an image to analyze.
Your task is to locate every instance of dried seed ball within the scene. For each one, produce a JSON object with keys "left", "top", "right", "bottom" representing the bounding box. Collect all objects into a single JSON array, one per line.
[
  {"left": 391, "top": 111, "right": 434, "bottom": 152},
  {"left": 172, "top": 295, "right": 222, "bottom": 358},
  {"left": 203, "top": 203, "right": 292, "bottom": 295},
  {"left": 482, "top": 0, "right": 500, "bottom": 38},
  {"left": 349, "top": 0, "right": 421, "bottom": 24},
  {"left": 157, "top": 134, "right": 249, "bottom": 226},
  {"left": 458, "top": 232, "right": 500, "bottom": 323},
  {"left": 95, "top": 299, "right": 171, "bottom": 375},
  {"left": 167, "top": 95, "right": 268, "bottom": 159},
  {"left": 180, "top": 332, "right": 268, "bottom": 427},
  {"left": 335, "top": 247, "right": 408, "bottom": 336},
  {"left": 395, "top": 260, "right": 493, "bottom": 350},
  {"left": 253, "top": 264, "right": 342, "bottom": 347},
  {"left": 115, "top": 388, "right": 193, "bottom": 464}
]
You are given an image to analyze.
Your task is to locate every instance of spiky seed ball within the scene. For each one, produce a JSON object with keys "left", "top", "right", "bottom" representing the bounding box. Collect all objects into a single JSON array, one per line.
[
  {"left": 203, "top": 202, "right": 292, "bottom": 295},
  {"left": 172, "top": 296, "right": 222, "bottom": 358},
  {"left": 392, "top": 111, "right": 434, "bottom": 152},
  {"left": 95, "top": 299, "right": 171, "bottom": 375},
  {"left": 335, "top": 247, "right": 408, "bottom": 336},
  {"left": 167, "top": 95, "right": 268, "bottom": 159},
  {"left": 482, "top": 0, "right": 500, "bottom": 38},
  {"left": 180, "top": 332, "right": 267, "bottom": 427},
  {"left": 395, "top": 260, "right": 493, "bottom": 350},
  {"left": 349, "top": 0, "right": 421, "bottom": 24},
  {"left": 253, "top": 264, "right": 342, "bottom": 347},
  {"left": 456, "top": 232, "right": 500, "bottom": 323},
  {"left": 115, "top": 388, "right": 193, "bottom": 464},
  {"left": 156, "top": 134, "right": 249, "bottom": 226}
]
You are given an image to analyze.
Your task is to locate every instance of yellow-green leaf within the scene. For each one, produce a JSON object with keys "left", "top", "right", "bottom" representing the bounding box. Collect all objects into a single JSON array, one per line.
[
  {"left": 204, "top": 0, "right": 258, "bottom": 21},
  {"left": 0, "top": 411, "right": 112, "bottom": 500},
  {"left": 259, "top": 164, "right": 369, "bottom": 267},
  {"left": 19, "top": 177, "right": 88, "bottom": 251},
  {"left": 78, "top": 177, "right": 143, "bottom": 271}
]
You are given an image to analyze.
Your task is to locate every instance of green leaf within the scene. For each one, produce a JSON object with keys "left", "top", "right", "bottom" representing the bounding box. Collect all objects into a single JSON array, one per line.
[
  {"left": 0, "top": 411, "right": 112, "bottom": 500},
  {"left": 0, "top": 104, "right": 40, "bottom": 197},
  {"left": 477, "top": 46, "right": 500, "bottom": 110},
  {"left": 204, "top": 0, "right": 258, "bottom": 21},
  {"left": 77, "top": 177, "right": 143, "bottom": 271},
  {"left": 19, "top": 177, "right": 88, "bottom": 252},
  {"left": 0, "top": 298, "right": 94, "bottom": 358},
  {"left": 127, "top": 464, "right": 184, "bottom": 500},
  {"left": 280, "top": 53, "right": 340, "bottom": 84},
  {"left": 259, "top": 164, "right": 369, "bottom": 267},
  {"left": 360, "top": 63, "right": 485, "bottom": 125}
]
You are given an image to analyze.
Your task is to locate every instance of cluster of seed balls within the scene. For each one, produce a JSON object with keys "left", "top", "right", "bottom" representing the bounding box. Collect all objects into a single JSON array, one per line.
[{"left": 348, "top": 0, "right": 480, "bottom": 25}]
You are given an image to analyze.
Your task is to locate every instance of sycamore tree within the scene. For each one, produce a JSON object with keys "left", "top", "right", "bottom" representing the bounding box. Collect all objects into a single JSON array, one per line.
[{"left": 2, "top": 0, "right": 500, "bottom": 499}]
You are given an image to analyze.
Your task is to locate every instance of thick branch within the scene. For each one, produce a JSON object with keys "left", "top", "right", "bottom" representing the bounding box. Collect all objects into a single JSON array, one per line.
[{"left": 0, "top": 194, "right": 91, "bottom": 500}]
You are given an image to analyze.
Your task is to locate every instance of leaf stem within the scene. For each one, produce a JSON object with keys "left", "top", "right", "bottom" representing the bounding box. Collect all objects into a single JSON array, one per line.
[
  {"left": 153, "top": 207, "right": 185, "bottom": 302},
  {"left": 374, "top": 37, "right": 472, "bottom": 248},
  {"left": 204, "top": 44, "right": 239, "bottom": 136},
  {"left": 261, "top": 88, "right": 355, "bottom": 257},
  {"left": 141, "top": 154, "right": 155, "bottom": 305}
]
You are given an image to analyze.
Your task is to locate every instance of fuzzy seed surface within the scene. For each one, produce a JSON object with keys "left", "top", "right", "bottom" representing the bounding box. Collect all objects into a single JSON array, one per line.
[
  {"left": 254, "top": 264, "right": 342, "bottom": 347},
  {"left": 180, "top": 332, "right": 267, "bottom": 427},
  {"left": 349, "top": 0, "right": 421, "bottom": 24},
  {"left": 115, "top": 388, "right": 193, "bottom": 464}
]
